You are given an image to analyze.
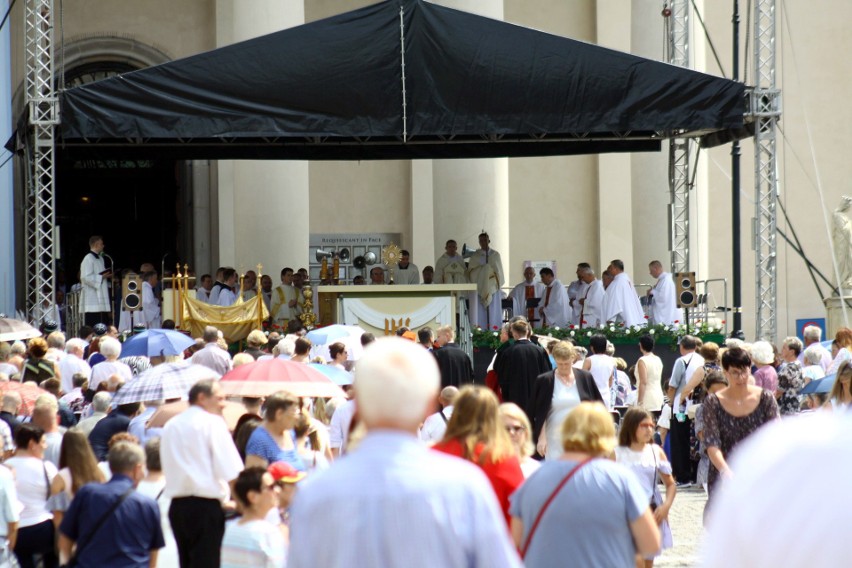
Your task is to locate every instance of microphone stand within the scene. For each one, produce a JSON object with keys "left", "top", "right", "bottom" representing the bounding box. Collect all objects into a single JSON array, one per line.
[{"left": 102, "top": 253, "right": 116, "bottom": 325}]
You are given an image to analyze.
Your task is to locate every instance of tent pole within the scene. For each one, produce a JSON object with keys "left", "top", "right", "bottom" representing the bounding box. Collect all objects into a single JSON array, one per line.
[{"left": 399, "top": 4, "right": 407, "bottom": 142}]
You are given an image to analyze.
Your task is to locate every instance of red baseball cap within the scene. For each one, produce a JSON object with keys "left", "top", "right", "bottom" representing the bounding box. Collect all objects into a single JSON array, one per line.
[{"left": 268, "top": 461, "right": 306, "bottom": 484}]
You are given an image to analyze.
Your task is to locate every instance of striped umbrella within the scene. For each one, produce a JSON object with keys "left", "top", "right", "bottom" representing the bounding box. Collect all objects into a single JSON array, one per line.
[{"left": 111, "top": 362, "right": 220, "bottom": 405}]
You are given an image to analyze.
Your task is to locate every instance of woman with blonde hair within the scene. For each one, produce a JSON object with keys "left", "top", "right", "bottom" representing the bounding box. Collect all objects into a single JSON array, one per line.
[
  {"left": 433, "top": 386, "right": 524, "bottom": 525},
  {"left": 510, "top": 402, "right": 660, "bottom": 567},
  {"left": 498, "top": 402, "right": 540, "bottom": 478},
  {"left": 529, "top": 341, "right": 603, "bottom": 460},
  {"left": 826, "top": 360, "right": 852, "bottom": 410}
]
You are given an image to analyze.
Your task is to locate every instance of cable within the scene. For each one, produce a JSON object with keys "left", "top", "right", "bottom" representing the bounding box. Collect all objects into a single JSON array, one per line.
[
  {"left": 0, "top": 0, "right": 17, "bottom": 33},
  {"left": 690, "top": 0, "right": 726, "bottom": 77},
  {"left": 0, "top": 152, "right": 12, "bottom": 171}
]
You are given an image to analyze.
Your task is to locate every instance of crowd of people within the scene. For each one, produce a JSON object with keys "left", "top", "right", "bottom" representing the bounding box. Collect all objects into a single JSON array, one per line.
[{"left": 2, "top": 299, "right": 852, "bottom": 566}]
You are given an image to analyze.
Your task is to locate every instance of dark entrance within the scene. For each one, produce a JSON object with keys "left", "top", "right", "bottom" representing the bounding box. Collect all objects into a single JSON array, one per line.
[{"left": 55, "top": 155, "right": 181, "bottom": 281}]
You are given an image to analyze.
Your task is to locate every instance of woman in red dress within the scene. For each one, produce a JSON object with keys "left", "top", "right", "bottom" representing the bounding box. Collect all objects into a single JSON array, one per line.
[{"left": 433, "top": 385, "right": 524, "bottom": 526}]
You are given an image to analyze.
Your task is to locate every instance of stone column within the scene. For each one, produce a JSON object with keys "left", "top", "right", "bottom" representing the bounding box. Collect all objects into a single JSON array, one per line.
[
  {"left": 596, "top": 0, "right": 634, "bottom": 275},
  {"left": 429, "top": 0, "right": 510, "bottom": 279},
  {"left": 214, "top": 0, "right": 309, "bottom": 277}
]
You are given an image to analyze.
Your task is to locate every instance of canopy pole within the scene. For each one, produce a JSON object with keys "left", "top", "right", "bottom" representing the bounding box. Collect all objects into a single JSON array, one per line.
[{"left": 399, "top": 4, "right": 407, "bottom": 143}]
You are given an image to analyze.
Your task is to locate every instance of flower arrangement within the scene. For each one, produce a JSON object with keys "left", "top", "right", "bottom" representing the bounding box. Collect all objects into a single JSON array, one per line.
[{"left": 471, "top": 319, "right": 725, "bottom": 350}]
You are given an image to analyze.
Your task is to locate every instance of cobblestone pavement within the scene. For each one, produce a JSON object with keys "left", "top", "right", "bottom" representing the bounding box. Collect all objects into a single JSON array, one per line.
[{"left": 656, "top": 485, "right": 707, "bottom": 568}]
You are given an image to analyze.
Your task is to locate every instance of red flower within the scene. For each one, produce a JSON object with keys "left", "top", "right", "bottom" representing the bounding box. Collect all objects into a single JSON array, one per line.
[
  {"left": 582, "top": 320, "right": 588, "bottom": 325},
  {"left": 644, "top": 315, "right": 649, "bottom": 319},
  {"left": 493, "top": 325, "right": 499, "bottom": 330},
  {"left": 569, "top": 324, "right": 575, "bottom": 329},
  {"left": 674, "top": 320, "right": 680, "bottom": 324},
  {"left": 721, "top": 320, "right": 726, "bottom": 324}
]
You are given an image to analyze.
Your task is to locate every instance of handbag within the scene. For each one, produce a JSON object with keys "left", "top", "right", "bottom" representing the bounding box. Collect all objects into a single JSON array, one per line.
[
  {"left": 649, "top": 445, "right": 658, "bottom": 512},
  {"left": 520, "top": 457, "right": 594, "bottom": 559},
  {"left": 63, "top": 487, "right": 134, "bottom": 568}
]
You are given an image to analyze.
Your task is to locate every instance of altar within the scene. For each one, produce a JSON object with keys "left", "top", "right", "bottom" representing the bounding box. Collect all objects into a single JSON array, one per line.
[{"left": 317, "top": 284, "right": 477, "bottom": 336}]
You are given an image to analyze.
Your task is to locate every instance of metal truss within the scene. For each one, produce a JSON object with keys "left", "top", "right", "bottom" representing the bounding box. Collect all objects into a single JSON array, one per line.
[
  {"left": 752, "top": 0, "right": 780, "bottom": 341},
  {"left": 667, "top": 0, "right": 693, "bottom": 274},
  {"left": 24, "top": 0, "right": 58, "bottom": 321}
]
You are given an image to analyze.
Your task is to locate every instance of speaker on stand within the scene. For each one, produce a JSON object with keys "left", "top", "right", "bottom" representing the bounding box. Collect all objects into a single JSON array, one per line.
[
  {"left": 122, "top": 272, "right": 143, "bottom": 312},
  {"left": 675, "top": 271, "right": 697, "bottom": 326}
]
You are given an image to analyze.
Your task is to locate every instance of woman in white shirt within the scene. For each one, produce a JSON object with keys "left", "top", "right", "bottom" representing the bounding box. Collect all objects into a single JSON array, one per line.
[
  {"left": 6, "top": 423, "right": 58, "bottom": 568},
  {"left": 637, "top": 335, "right": 665, "bottom": 411}
]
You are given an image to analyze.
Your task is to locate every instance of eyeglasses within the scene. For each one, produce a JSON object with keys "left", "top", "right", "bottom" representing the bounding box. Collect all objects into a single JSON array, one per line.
[{"left": 505, "top": 425, "right": 525, "bottom": 435}]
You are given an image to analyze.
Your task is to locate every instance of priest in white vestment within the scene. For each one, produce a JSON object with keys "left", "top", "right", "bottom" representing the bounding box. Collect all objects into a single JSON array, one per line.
[
  {"left": 79, "top": 236, "right": 112, "bottom": 325},
  {"left": 394, "top": 250, "right": 420, "bottom": 284},
  {"left": 647, "top": 260, "right": 679, "bottom": 325},
  {"left": 602, "top": 260, "right": 646, "bottom": 327},
  {"left": 577, "top": 267, "right": 605, "bottom": 327},
  {"left": 467, "top": 233, "right": 505, "bottom": 329},
  {"left": 538, "top": 268, "right": 570, "bottom": 328},
  {"left": 510, "top": 266, "right": 546, "bottom": 323},
  {"left": 141, "top": 272, "right": 162, "bottom": 329},
  {"left": 271, "top": 268, "right": 301, "bottom": 325},
  {"left": 434, "top": 240, "right": 468, "bottom": 284}
]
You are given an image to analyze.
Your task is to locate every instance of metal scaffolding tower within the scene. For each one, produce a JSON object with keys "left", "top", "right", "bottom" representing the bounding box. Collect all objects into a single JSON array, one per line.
[
  {"left": 752, "top": 0, "right": 780, "bottom": 340},
  {"left": 23, "top": 0, "right": 58, "bottom": 321},
  {"left": 666, "top": 0, "right": 693, "bottom": 274}
]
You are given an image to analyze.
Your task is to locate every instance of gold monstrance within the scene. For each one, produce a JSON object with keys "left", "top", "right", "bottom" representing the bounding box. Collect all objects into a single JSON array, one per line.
[{"left": 381, "top": 243, "right": 402, "bottom": 284}]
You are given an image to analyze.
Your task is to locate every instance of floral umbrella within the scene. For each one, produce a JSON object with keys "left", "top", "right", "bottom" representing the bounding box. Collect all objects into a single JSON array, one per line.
[{"left": 0, "top": 381, "right": 48, "bottom": 415}]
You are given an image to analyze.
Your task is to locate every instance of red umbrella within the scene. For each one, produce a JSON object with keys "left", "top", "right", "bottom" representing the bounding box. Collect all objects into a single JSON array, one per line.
[
  {"left": 0, "top": 381, "right": 49, "bottom": 415},
  {"left": 219, "top": 358, "right": 346, "bottom": 398}
]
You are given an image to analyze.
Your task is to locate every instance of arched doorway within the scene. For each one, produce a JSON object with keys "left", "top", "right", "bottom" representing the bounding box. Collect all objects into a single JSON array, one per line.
[{"left": 55, "top": 55, "right": 192, "bottom": 288}]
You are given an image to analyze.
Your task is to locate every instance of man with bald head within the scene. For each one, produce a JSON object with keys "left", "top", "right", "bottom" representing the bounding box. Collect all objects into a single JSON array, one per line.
[
  {"left": 288, "top": 338, "right": 522, "bottom": 568},
  {"left": 419, "top": 386, "right": 459, "bottom": 443},
  {"left": 510, "top": 266, "right": 546, "bottom": 324}
]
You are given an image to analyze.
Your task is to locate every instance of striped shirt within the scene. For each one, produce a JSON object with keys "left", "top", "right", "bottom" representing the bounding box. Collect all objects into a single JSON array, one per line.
[
  {"left": 220, "top": 519, "right": 286, "bottom": 568},
  {"left": 288, "top": 430, "right": 523, "bottom": 568}
]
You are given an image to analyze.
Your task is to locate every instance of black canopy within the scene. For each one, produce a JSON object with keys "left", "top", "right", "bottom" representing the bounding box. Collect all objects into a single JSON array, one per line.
[{"left": 56, "top": 0, "right": 746, "bottom": 160}]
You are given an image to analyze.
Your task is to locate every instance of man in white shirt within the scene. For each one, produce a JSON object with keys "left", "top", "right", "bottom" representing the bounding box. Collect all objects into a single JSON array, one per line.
[
  {"left": 798, "top": 325, "right": 832, "bottom": 371},
  {"left": 216, "top": 269, "right": 238, "bottom": 307},
  {"left": 141, "top": 271, "right": 161, "bottom": 329},
  {"left": 395, "top": 250, "right": 420, "bottom": 284},
  {"left": 161, "top": 379, "right": 243, "bottom": 568},
  {"left": 58, "top": 338, "right": 91, "bottom": 395},
  {"left": 288, "top": 338, "right": 522, "bottom": 568},
  {"left": 191, "top": 326, "right": 233, "bottom": 375},
  {"left": 665, "top": 335, "right": 703, "bottom": 485},
  {"left": 647, "top": 260, "right": 678, "bottom": 325},
  {"left": 582, "top": 334, "right": 617, "bottom": 407},
  {"left": 510, "top": 267, "right": 546, "bottom": 324},
  {"left": 434, "top": 239, "right": 468, "bottom": 284},
  {"left": 602, "top": 259, "right": 645, "bottom": 327},
  {"left": 329, "top": 398, "right": 356, "bottom": 458},
  {"left": 537, "top": 268, "right": 570, "bottom": 328},
  {"left": 196, "top": 274, "right": 213, "bottom": 303},
  {"left": 419, "top": 386, "right": 458, "bottom": 444},
  {"left": 576, "top": 267, "right": 605, "bottom": 328}
]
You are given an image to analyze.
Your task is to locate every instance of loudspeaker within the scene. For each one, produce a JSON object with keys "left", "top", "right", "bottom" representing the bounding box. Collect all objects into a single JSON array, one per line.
[
  {"left": 122, "top": 272, "right": 143, "bottom": 311},
  {"left": 353, "top": 255, "right": 366, "bottom": 269},
  {"left": 461, "top": 244, "right": 475, "bottom": 258},
  {"left": 338, "top": 248, "right": 351, "bottom": 263},
  {"left": 675, "top": 271, "right": 697, "bottom": 308}
]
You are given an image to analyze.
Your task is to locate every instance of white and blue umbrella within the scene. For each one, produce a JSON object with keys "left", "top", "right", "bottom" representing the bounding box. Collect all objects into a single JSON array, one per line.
[
  {"left": 120, "top": 329, "right": 196, "bottom": 357},
  {"left": 308, "top": 363, "right": 353, "bottom": 386},
  {"left": 111, "top": 362, "right": 221, "bottom": 404}
]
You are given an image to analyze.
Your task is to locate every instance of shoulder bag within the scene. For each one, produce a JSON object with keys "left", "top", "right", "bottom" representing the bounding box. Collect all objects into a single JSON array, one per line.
[
  {"left": 64, "top": 486, "right": 134, "bottom": 568},
  {"left": 520, "top": 457, "right": 594, "bottom": 558}
]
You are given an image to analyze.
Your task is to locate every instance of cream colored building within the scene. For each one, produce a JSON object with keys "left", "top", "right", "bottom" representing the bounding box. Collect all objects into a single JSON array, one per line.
[{"left": 8, "top": 0, "right": 850, "bottom": 340}]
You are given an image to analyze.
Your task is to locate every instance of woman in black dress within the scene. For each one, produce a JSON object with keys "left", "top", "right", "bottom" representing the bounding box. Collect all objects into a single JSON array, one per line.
[{"left": 703, "top": 347, "right": 779, "bottom": 511}]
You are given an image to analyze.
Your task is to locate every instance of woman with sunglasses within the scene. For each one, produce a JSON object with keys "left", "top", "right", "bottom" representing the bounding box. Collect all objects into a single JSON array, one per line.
[
  {"left": 702, "top": 347, "right": 779, "bottom": 510},
  {"left": 498, "top": 402, "right": 540, "bottom": 478}
]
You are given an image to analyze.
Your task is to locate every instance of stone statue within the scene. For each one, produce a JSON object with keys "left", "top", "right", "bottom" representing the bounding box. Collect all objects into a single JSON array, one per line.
[{"left": 833, "top": 195, "right": 852, "bottom": 292}]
